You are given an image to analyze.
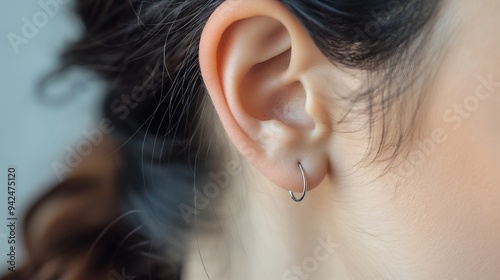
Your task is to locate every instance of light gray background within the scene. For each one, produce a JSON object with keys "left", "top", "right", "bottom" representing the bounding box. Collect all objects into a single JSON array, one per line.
[{"left": 0, "top": 0, "right": 104, "bottom": 271}]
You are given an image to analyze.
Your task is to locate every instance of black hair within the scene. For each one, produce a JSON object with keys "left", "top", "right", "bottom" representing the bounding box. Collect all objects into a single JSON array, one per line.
[
  {"left": 2, "top": 1, "right": 443, "bottom": 279},
  {"left": 283, "top": 0, "right": 443, "bottom": 164}
]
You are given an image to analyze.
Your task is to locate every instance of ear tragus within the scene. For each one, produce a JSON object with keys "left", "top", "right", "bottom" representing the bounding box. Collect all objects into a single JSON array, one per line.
[{"left": 199, "top": 0, "right": 331, "bottom": 195}]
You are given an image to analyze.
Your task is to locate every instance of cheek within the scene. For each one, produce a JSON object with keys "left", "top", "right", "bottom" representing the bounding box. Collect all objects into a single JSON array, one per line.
[{"left": 392, "top": 75, "right": 500, "bottom": 278}]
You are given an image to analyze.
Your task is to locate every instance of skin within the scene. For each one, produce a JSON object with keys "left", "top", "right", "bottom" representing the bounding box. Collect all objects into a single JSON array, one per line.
[{"left": 183, "top": 0, "right": 500, "bottom": 279}]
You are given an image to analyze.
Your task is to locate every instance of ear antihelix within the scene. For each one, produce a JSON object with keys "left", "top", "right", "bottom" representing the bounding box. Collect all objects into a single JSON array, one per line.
[{"left": 199, "top": 0, "right": 331, "bottom": 196}]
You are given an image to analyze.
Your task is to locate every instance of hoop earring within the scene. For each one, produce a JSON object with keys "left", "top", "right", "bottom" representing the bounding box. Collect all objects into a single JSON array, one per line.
[{"left": 289, "top": 163, "right": 307, "bottom": 202}]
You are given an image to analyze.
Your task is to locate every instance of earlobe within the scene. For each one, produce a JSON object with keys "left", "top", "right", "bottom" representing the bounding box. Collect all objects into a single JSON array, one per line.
[{"left": 199, "top": 0, "right": 332, "bottom": 195}]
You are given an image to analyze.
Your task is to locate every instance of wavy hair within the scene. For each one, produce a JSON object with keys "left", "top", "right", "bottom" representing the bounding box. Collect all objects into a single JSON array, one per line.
[{"left": 2, "top": 0, "right": 442, "bottom": 279}]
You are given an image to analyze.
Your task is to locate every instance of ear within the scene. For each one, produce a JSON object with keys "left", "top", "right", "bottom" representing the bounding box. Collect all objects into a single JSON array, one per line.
[{"left": 199, "top": 0, "right": 334, "bottom": 194}]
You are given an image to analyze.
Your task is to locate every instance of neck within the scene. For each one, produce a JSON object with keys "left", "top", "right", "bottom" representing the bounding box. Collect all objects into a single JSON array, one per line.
[{"left": 182, "top": 159, "right": 416, "bottom": 280}]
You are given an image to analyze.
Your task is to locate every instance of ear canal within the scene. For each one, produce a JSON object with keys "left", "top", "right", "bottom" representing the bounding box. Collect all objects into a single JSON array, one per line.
[
  {"left": 267, "top": 81, "right": 315, "bottom": 130},
  {"left": 199, "top": 0, "right": 332, "bottom": 194}
]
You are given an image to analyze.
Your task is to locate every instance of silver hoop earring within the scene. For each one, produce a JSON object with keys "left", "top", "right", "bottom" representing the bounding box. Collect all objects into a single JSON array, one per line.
[{"left": 289, "top": 163, "right": 307, "bottom": 202}]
